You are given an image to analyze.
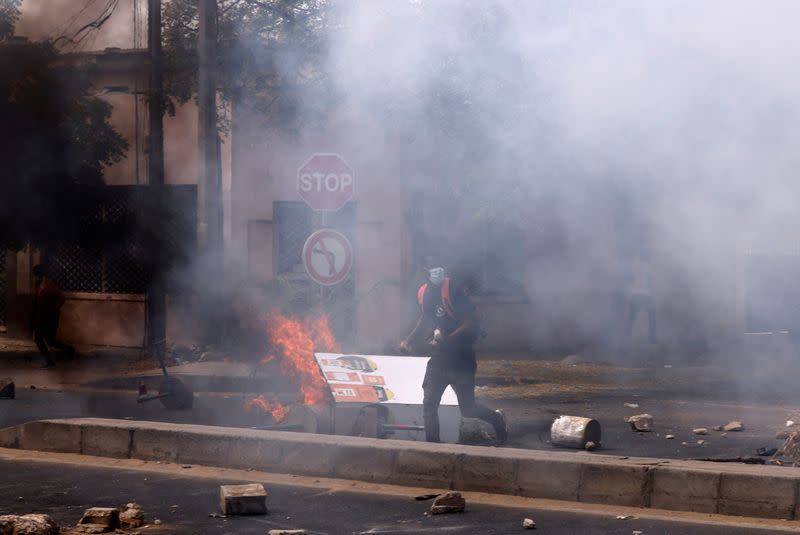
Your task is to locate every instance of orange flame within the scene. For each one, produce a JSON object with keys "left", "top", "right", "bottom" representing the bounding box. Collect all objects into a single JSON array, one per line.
[
  {"left": 245, "top": 394, "right": 290, "bottom": 423},
  {"left": 262, "top": 313, "right": 339, "bottom": 406}
]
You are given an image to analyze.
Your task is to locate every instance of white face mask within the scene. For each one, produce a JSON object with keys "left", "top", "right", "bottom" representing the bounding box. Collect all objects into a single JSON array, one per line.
[{"left": 428, "top": 267, "right": 445, "bottom": 286}]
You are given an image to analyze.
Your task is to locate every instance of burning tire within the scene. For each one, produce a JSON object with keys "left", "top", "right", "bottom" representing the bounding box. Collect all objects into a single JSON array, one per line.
[{"left": 158, "top": 376, "right": 194, "bottom": 410}]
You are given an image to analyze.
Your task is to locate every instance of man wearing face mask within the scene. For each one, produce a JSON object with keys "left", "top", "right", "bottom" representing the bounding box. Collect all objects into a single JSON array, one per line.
[{"left": 400, "top": 267, "right": 507, "bottom": 444}]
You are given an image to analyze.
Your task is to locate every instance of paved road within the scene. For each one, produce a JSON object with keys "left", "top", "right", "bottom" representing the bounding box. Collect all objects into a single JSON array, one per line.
[
  {"left": 0, "top": 386, "right": 792, "bottom": 463},
  {"left": 0, "top": 455, "right": 792, "bottom": 535}
]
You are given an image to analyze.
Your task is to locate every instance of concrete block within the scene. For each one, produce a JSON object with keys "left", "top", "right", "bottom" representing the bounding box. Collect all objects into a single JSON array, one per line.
[
  {"left": 392, "top": 449, "right": 456, "bottom": 487},
  {"left": 174, "top": 432, "right": 234, "bottom": 467},
  {"left": 431, "top": 491, "right": 466, "bottom": 514},
  {"left": 578, "top": 462, "right": 650, "bottom": 507},
  {"left": 19, "top": 421, "right": 81, "bottom": 453},
  {"left": 81, "top": 425, "right": 132, "bottom": 459},
  {"left": 0, "top": 426, "right": 19, "bottom": 449},
  {"left": 650, "top": 466, "right": 720, "bottom": 513},
  {"left": 719, "top": 473, "right": 796, "bottom": 519},
  {"left": 454, "top": 453, "right": 518, "bottom": 494},
  {"left": 332, "top": 444, "right": 396, "bottom": 483},
  {"left": 78, "top": 507, "right": 119, "bottom": 529},
  {"left": 131, "top": 428, "right": 179, "bottom": 462},
  {"left": 517, "top": 458, "right": 581, "bottom": 501},
  {"left": 221, "top": 436, "right": 283, "bottom": 472},
  {"left": 219, "top": 484, "right": 267, "bottom": 515},
  {"left": 280, "top": 441, "right": 335, "bottom": 477}
]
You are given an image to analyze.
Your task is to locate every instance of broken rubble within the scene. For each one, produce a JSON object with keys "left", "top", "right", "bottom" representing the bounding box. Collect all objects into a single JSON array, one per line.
[
  {"left": 722, "top": 421, "right": 743, "bottom": 432},
  {"left": 78, "top": 508, "right": 119, "bottom": 531},
  {"left": 626, "top": 414, "right": 653, "bottom": 432},
  {"left": 781, "top": 431, "right": 800, "bottom": 465},
  {"left": 220, "top": 484, "right": 267, "bottom": 515},
  {"left": 522, "top": 517, "right": 536, "bottom": 529},
  {"left": 74, "top": 525, "right": 109, "bottom": 534},
  {"left": 267, "top": 531, "right": 306, "bottom": 535},
  {"left": 430, "top": 492, "right": 466, "bottom": 515},
  {"left": 119, "top": 503, "right": 144, "bottom": 529},
  {"left": 0, "top": 514, "right": 59, "bottom": 535},
  {"left": 665, "top": 434, "right": 675, "bottom": 439},
  {"left": 692, "top": 428, "right": 708, "bottom": 435}
]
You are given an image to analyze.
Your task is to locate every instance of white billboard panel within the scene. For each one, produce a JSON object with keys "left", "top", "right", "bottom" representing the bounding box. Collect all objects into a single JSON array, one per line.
[{"left": 315, "top": 353, "right": 458, "bottom": 405}]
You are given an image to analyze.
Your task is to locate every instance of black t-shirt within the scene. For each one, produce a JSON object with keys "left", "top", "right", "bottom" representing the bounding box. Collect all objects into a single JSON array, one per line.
[{"left": 421, "top": 282, "right": 478, "bottom": 369}]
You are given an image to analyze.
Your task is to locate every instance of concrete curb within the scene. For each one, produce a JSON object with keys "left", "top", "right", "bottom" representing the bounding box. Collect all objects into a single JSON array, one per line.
[{"left": 1, "top": 418, "right": 799, "bottom": 520}]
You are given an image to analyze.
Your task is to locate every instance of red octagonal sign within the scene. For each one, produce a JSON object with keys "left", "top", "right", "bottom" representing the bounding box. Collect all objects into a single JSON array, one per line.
[{"left": 298, "top": 153, "right": 355, "bottom": 211}]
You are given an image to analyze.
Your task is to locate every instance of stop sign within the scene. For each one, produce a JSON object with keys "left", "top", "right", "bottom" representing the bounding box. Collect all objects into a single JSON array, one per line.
[{"left": 298, "top": 153, "right": 355, "bottom": 211}]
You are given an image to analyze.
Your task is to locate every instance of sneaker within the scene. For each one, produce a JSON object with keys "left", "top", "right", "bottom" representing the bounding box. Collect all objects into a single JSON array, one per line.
[{"left": 495, "top": 409, "right": 508, "bottom": 445}]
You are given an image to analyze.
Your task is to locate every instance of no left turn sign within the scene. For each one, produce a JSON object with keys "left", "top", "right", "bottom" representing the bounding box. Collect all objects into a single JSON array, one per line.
[{"left": 302, "top": 229, "right": 354, "bottom": 286}]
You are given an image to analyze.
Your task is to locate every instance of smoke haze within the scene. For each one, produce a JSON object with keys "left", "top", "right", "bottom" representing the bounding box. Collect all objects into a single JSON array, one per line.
[{"left": 269, "top": 0, "right": 800, "bottom": 355}]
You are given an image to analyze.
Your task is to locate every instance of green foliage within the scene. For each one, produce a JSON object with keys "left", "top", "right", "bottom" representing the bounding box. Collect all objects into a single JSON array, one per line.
[
  {"left": 0, "top": 0, "right": 20, "bottom": 41},
  {"left": 162, "top": 0, "right": 332, "bottom": 133},
  {"left": 0, "top": 38, "right": 128, "bottom": 249}
]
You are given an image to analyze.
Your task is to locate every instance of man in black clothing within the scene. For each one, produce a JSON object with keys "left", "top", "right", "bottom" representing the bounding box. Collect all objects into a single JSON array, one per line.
[{"left": 401, "top": 268, "right": 507, "bottom": 444}]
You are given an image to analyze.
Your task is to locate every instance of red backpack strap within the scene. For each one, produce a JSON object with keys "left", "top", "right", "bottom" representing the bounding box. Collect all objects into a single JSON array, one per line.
[
  {"left": 441, "top": 278, "right": 457, "bottom": 320},
  {"left": 417, "top": 283, "right": 428, "bottom": 307}
]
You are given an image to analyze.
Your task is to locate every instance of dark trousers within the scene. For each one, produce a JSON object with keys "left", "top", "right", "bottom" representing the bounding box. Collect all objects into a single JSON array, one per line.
[
  {"left": 422, "top": 360, "right": 504, "bottom": 443},
  {"left": 624, "top": 294, "right": 657, "bottom": 343},
  {"left": 34, "top": 313, "right": 74, "bottom": 365}
]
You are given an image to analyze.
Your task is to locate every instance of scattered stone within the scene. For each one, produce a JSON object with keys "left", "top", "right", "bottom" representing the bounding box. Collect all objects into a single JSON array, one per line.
[
  {"left": 723, "top": 421, "right": 743, "bottom": 432},
  {"left": 0, "top": 378, "right": 14, "bottom": 399},
  {"left": 697, "top": 440, "right": 706, "bottom": 445},
  {"left": 414, "top": 494, "right": 439, "bottom": 501},
  {"left": 633, "top": 531, "right": 643, "bottom": 535},
  {"left": 208, "top": 513, "right": 226, "bottom": 519},
  {"left": 74, "top": 525, "right": 109, "bottom": 534},
  {"left": 665, "top": 434, "right": 675, "bottom": 440},
  {"left": 220, "top": 484, "right": 267, "bottom": 515},
  {"left": 787, "top": 420, "right": 795, "bottom": 427},
  {"left": 623, "top": 403, "right": 639, "bottom": 409},
  {"left": 681, "top": 442, "right": 688, "bottom": 446},
  {"left": 692, "top": 428, "right": 708, "bottom": 435},
  {"left": 119, "top": 503, "right": 144, "bottom": 529},
  {"left": 267, "top": 531, "right": 306, "bottom": 535},
  {"left": 0, "top": 514, "right": 59, "bottom": 535},
  {"left": 712, "top": 425, "right": 723, "bottom": 432},
  {"left": 781, "top": 431, "right": 800, "bottom": 465},
  {"left": 584, "top": 441, "right": 597, "bottom": 451},
  {"left": 78, "top": 508, "right": 119, "bottom": 532},
  {"left": 522, "top": 517, "right": 536, "bottom": 529},
  {"left": 626, "top": 414, "right": 653, "bottom": 432},
  {"left": 430, "top": 492, "right": 466, "bottom": 515},
  {"left": 616, "top": 515, "right": 634, "bottom": 520},
  {"left": 153, "top": 519, "right": 161, "bottom": 525},
  {"left": 721, "top": 433, "right": 727, "bottom": 438}
]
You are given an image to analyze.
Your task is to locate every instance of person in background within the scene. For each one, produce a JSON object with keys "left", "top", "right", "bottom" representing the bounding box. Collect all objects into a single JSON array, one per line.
[
  {"left": 624, "top": 252, "right": 657, "bottom": 344},
  {"left": 31, "top": 265, "right": 74, "bottom": 368},
  {"left": 401, "top": 267, "right": 507, "bottom": 444}
]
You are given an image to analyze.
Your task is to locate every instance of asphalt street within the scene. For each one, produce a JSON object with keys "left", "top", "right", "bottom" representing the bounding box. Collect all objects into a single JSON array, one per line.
[
  {"left": 0, "top": 386, "right": 792, "bottom": 463},
  {"left": 0, "top": 455, "right": 793, "bottom": 535}
]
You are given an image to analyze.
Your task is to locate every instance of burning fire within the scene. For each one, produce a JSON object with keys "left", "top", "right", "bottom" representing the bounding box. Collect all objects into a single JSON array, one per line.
[
  {"left": 246, "top": 313, "right": 339, "bottom": 423},
  {"left": 245, "top": 394, "right": 290, "bottom": 423}
]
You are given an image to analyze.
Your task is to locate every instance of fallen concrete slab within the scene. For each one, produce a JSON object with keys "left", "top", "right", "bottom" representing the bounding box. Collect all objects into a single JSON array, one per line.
[{"left": 1, "top": 418, "right": 800, "bottom": 520}]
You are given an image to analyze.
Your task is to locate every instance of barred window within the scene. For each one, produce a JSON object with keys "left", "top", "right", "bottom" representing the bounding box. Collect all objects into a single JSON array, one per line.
[{"left": 47, "top": 185, "right": 196, "bottom": 295}]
